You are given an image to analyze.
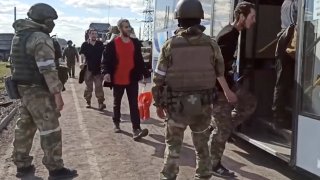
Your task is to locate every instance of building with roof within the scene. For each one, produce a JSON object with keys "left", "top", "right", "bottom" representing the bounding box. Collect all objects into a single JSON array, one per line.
[
  {"left": 56, "top": 38, "right": 68, "bottom": 51},
  {"left": 87, "top": 23, "right": 111, "bottom": 42},
  {"left": 0, "top": 33, "right": 14, "bottom": 61}
]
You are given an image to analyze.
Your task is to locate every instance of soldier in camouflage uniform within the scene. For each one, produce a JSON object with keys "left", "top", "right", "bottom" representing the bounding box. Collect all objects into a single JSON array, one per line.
[
  {"left": 10, "top": 3, "right": 77, "bottom": 179},
  {"left": 63, "top": 40, "right": 79, "bottom": 78},
  {"left": 152, "top": 0, "right": 237, "bottom": 179},
  {"left": 210, "top": 2, "right": 257, "bottom": 178}
]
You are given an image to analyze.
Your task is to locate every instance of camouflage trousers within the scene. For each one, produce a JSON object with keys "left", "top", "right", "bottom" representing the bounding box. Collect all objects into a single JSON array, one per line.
[
  {"left": 12, "top": 85, "right": 64, "bottom": 171},
  {"left": 161, "top": 105, "right": 213, "bottom": 180},
  {"left": 84, "top": 70, "right": 105, "bottom": 104},
  {"left": 210, "top": 90, "right": 257, "bottom": 167}
]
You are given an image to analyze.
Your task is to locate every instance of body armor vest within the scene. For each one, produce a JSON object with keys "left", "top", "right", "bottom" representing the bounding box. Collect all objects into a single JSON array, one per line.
[
  {"left": 11, "top": 30, "right": 46, "bottom": 85},
  {"left": 165, "top": 35, "right": 216, "bottom": 92}
]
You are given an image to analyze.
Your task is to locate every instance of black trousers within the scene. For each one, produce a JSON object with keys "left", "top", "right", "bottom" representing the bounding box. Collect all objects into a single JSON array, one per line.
[
  {"left": 113, "top": 82, "right": 141, "bottom": 130},
  {"left": 272, "top": 53, "right": 295, "bottom": 117}
]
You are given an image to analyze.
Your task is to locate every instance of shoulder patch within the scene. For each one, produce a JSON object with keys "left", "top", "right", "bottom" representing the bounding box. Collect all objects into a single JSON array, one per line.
[
  {"left": 26, "top": 32, "right": 54, "bottom": 53},
  {"left": 31, "top": 32, "right": 53, "bottom": 46}
]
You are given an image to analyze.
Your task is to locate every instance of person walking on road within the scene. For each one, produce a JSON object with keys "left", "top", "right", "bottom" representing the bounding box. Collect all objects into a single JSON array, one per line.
[
  {"left": 79, "top": 29, "right": 106, "bottom": 110},
  {"left": 152, "top": 0, "right": 237, "bottom": 179},
  {"left": 102, "top": 19, "right": 149, "bottom": 141},
  {"left": 63, "top": 40, "right": 79, "bottom": 78},
  {"left": 10, "top": 3, "right": 77, "bottom": 179},
  {"left": 210, "top": 2, "right": 257, "bottom": 178}
]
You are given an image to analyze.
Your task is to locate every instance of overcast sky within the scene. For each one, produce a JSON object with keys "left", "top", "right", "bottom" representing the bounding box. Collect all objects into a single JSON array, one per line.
[{"left": 0, "top": 0, "right": 146, "bottom": 46}]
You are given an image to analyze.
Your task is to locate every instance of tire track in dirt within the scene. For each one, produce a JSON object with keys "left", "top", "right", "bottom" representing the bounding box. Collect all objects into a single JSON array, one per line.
[{"left": 70, "top": 80, "right": 103, "bottom": 180}]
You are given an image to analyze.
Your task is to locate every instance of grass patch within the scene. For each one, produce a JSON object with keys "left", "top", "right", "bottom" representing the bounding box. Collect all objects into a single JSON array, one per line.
[{"left": 0, "top": 62, "right": 11, "bottom": 90}]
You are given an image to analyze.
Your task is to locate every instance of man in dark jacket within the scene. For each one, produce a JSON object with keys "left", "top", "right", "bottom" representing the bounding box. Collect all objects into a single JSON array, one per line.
[
  {"left": 210, "top": 2, "right": 257, "bottom": 178},
  {"left": 102, "top": 19, "right": 149, "bottom": 141},
  {"left": 79, "top": 29, "right": 106, "bottom": 111}
]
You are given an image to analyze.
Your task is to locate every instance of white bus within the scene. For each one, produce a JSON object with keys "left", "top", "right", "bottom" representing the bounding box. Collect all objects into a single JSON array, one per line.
[
  {"left": 152, "top": 0, "right": 320, "bottom": 178},
  {"left": 152, "top": 0, "right": 232, "bottom": 69}
]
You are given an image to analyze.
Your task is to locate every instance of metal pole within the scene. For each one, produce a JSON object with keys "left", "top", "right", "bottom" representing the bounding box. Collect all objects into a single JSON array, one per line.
[
  {"left": 139, "top": 24, "right": 141, "bottom": 40},
  {"left": 210, "top": 0, "right": 215, "bottom": 37},
  {"left": 14, "top": 7, "right": 16, "bottom": 22}
]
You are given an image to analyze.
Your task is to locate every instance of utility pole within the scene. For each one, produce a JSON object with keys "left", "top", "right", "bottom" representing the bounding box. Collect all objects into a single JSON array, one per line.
[
  {"left": 139, "top": 25, "right": 141, "bottom": 40},
  {"left": 14, "top": 7, "right": 16, "bottom": 22},
  {"left": 135, "top": 18, "right": 142, "bottom": 40},
  {"left": 142, "top": 0, "right": 154, "bottom": 41},
  {"left": 13, "top": 6, "right": 17, "bottom": 33}
]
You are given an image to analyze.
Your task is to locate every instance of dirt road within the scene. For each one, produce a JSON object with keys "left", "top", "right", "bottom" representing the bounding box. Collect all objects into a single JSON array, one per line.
[{"left": 0, "top": 78, "right": 310, "bottom": 180}]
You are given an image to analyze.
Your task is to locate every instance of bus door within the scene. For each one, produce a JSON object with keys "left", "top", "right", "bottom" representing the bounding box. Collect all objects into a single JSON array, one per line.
[
  {"left": 292, "top": 0, "right": 320, "bottom": 177},
  {"left": 235, "top": 0, "right": 293, "bottom": 162}
]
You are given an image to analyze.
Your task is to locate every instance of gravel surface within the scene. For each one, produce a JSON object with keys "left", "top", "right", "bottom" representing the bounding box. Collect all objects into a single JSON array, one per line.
[
  {"left": 0, "top": 89, "right": 18, "bottom": 142},
  {"left": 0, "top": 90, "right": 17, "bottom": 175},
  {"left": 0, "top": 90, "right": 18, "bottom": 120},
  {"left": 0, "top": 113, "right": 16, "bottom": 172},
  {"left": 0, "top": 79, "right": 314, "bottom": 180},
  {"left": 0, "top": 113, "right": 16, "bottom": 150}
]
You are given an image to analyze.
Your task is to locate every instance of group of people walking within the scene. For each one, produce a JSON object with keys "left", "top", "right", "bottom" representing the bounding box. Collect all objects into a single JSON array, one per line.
[{"left": 79, "top": 19, "right": 151, "bottom": 140}]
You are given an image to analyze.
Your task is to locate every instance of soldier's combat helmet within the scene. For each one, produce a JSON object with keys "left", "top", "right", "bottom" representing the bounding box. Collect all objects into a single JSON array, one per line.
[
  {"left": 67, "top": 40, "right": 73, "bottom": 45},
  {"left": 174, "top": 0, "right": 204, "bottom": 19},
  {"left": 27, "top": 3, "right": 58, "bottom": 22}
]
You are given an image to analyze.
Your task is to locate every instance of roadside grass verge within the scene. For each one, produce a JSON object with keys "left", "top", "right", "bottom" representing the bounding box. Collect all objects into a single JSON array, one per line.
[{"left": 0, "top": 62, "right": 10, "bottom": 90}]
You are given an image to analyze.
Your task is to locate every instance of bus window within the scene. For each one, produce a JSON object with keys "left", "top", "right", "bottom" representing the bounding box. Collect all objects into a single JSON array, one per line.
[
  {"left": 301, "top": 0, "right": 320, "bottom": 117},
  {"left": 211, "top": 0, "right": 232, "bottom": 37}
]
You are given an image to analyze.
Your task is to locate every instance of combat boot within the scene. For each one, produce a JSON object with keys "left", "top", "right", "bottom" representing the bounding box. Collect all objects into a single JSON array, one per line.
[
  {"left": 98, "top": 103, "right": 106, "bottom": 111},
  {"left": 273, "top": 113, "right": 292, "bottom": 129},
  {"left": 16, "top": 165, "right": 36, "bottom": 178},
  {"left": 212, "top": 162, "right": 236, "bottom": 178},
  {"left": 133, "top": 128, "right": 149, "bottom": 141},
  {"left": 48, "top": 167, "right": 78, "bottom": 180},
  {"left": 86, "top": 101, "right": 91, "bottom": 108},
  {"left": 114, "top": 123, "right": 121, "bottom": 133},
  {"left": 160, "top": 172, "right": 177, "bottom": 180}
]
